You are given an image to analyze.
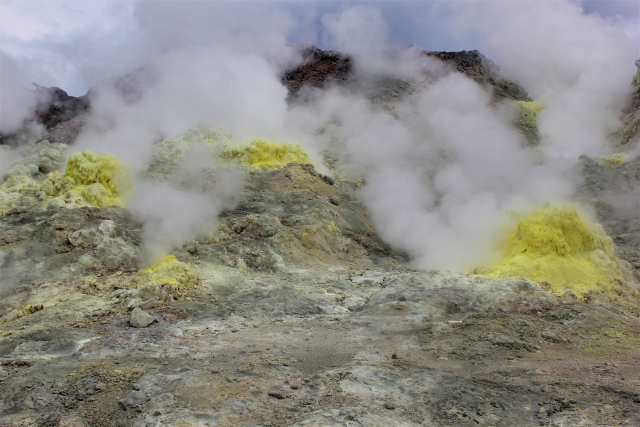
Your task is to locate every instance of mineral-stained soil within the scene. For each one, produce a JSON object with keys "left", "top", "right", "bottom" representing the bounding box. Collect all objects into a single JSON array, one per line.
[{"left": 1, "top": 161, "right": 640, "bottom": 427}]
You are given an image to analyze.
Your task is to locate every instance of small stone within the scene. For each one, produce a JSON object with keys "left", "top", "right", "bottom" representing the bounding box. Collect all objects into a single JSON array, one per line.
[
  {"left": 254, "top": 223, "right": 277, "bottom": 238},
  {"left": 127, "top": 298, "right": 142, "bottom": 309},
  {"left": 0, "top": 369, "right": 8, "bottom": 381},
  {"left": 129, "top": 307, "right": 157, "bottom": 328},
  {"left": 541, "top": 332, "right": 563, "bottom": 343},
  {"left": 38, "top": 157, "right": 54, "bottom": 173},
  {"left": 391, "top": 353, "right": 398, "bottom": 359},
  {"left": 138, "top": 299, "right": 156, "bottom": 310},
  {"left": 95, "top": 382, "right": 106, "bottom": 391},
  {"left": 328, "top": 196, "right": 342, "bottom": 206},
  {"left": 384, "top": 402, "right": 396, "bottom": 410},
  {"left": 76, "top": 390, "right": 87, "bottom": 401},
  {"left": 27, "top": 164, "right": 40, "bottom": 176},
  {"left": 184, "top": 240, "right": 201, "bottom": 254},
  {"left": 321, "top": 175, "right": 334, "bottom": 185},
  {"left": 268, "top": 391, "right": 286, "bottom": 399}
]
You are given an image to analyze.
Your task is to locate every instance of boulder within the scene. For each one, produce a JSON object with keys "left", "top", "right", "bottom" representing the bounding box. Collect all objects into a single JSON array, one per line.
[{"left": 129, "top": 307, "right": 156, "bottom": 328}]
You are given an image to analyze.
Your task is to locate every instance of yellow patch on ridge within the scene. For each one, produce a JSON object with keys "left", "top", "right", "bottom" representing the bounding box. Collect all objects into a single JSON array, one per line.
[
  {"left": 599, "top": 153, "right": 626, "bottom": 167},
  {"left": 483, "top": 205, "right": 626, "bottom": 300},
  {"left": 514, "top": 101, "right": 544, "bottom": 134},
  {"left": 135, "top": 255, "right": 198, "bottom": 301},
  {"left": 222, "top": 139, "right": 313, "bottom": 169},
  {"left": 41, "top": 151, "right": 132, "bottom": 207}
]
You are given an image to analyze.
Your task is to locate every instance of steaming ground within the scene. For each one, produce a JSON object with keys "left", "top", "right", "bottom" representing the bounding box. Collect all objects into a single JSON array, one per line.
[
  {"left": 1, "top": 2, "right": 640, "bottom": 426},
  {"left": 0, "top": 157, "right": 639, "bottom": 426}
]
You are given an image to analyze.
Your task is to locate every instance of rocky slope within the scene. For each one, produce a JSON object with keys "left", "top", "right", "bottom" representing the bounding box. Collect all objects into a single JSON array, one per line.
[{"left": 1, "top": 48, "right": 639, "bottom": 427}]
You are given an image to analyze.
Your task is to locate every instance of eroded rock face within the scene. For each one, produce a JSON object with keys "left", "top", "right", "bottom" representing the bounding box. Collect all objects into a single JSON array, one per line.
[{"left": 0, "top": 206, "right": 141, "bottom": 288}]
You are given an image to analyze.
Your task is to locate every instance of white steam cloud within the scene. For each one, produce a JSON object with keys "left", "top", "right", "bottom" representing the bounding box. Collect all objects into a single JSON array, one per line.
[
  {"left": 289, "top": 72, "right": 572, "bottom": 270},
  {"left": 479, "top": 1, "right": 636, "bottom": 159},
  {"left": 0, "top": 53, "right": 39, "bottom": 134},
  {"left": 71, "top": 42, "right": 295, "bottom": 261},
  {"left": 285, "top": 1, "right": 636, "bottom": 270}
]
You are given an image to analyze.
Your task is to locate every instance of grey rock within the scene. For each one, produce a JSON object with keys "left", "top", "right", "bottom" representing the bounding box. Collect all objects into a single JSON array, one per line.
[
  {"left": 68, "top": 229, "right": 96, "bottom": 248},
  {"left": 322, "top": 175, "right": 335, "bottom": 185},
  {"left": 268, "top": 390, "right": 286, "bottom": 399},
  {"left": 129, "top": 307, "right": 157, "bottom": 328},
  {"left": 127, "top": 298, "right": 142, "bottom": 309},
  {"left": 329, "top": 196, "right": 342, "bottom": 206},
  {"left": 27, "top": 164, "right": 40, "bottom": 176},
  {"left": 183, "top": 240, "right": 201, "bottom": 254},
  {"left": 0, "top": 369, "right": 8, "bottom": 381},
  {"left": 38, "top": 157, "right": 54, "bottom": 173}
]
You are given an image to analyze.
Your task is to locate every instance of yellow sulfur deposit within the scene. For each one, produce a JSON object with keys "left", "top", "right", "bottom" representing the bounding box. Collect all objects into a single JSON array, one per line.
[
  {"left": 135, "top": 255, "right": 198, "bottom": 301},
  {"left": 599, "top": 153, "right": 626, "bottom": 167},
  {"left": 484, "top": 205, "right": 626, "bottom": 300},
  {"left": 514, "top": 101, "right": 544, "bottom": 135},
  {"left": 222, "top": 139, "right": 313, "bottom": 169},
  {"left": 41, "top": 151, "right": 132, "bottom": 207}
]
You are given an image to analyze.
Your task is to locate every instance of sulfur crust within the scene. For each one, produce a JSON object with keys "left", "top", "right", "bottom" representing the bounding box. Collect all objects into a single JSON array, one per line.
[
  {"left": 41, "top": 151, "right": 132, "bottom": 207},
  {"left": 514, "top": 101, "right": 544, "bottom": 133},
  {"left": 599, "top": 153, "right": 626, "bottom": 167},
  {"left": 135, "top": 255, "right": 198, "bottom": 299},
  {"left": 222, "top": 139, "right": 313, "bottom": 169},
  {"left": 483, "top": 205, "right": 626, "bottom": 300}
]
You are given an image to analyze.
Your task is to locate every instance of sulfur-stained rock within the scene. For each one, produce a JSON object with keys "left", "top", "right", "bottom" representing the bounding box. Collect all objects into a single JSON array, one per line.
[{"left": 135, "top": 255, "right": 198, "bottom": 302}]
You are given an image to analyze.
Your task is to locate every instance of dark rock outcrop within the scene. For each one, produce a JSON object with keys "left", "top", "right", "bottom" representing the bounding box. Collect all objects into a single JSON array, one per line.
[
  {"left": 424, "top": 50, "right": 531, "bottom": 102},
  {"left": 281, "top": 46, "right": 532, "bottom": 104},
  {"left": 282, "top": 46, "right": 352, "bottom": 101},
  {"left": 33, "top": 86, "right": 89, "bottom": 130}
]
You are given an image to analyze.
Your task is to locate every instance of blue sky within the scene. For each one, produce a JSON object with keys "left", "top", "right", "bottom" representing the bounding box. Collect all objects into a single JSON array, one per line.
[{"left": 1, "top": 1, "right": 638, "bottom": 95}]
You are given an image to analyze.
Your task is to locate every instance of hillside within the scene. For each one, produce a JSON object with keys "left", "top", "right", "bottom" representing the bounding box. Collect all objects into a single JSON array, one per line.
[{"left": 0, "top": 47, "right": 639, "bottom": 427}]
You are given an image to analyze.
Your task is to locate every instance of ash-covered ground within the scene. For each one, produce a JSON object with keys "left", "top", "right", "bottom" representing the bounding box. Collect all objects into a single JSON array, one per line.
[{"left": 1, "top": 48, "right": 640, "bottom": 427}]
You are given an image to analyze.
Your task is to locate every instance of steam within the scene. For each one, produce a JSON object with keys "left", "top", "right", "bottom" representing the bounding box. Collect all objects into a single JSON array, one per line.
[
  {"left": 0, "top": 53, "right": 40, "bottom": 134},
  {"left": 70, "top": 43, "right": 295, "bottom": 261},
  {"left": 479, "top": 1, "right": 636, "bottom": 158},
  {"left": 290, "top": 72, "right": 572, "bottom": 270},
  {"left": 284, "top": 1, "right": 636, "bottom": 270},
  {"left": 1, "top": 1, "right": 636, "bottom": 271}
]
